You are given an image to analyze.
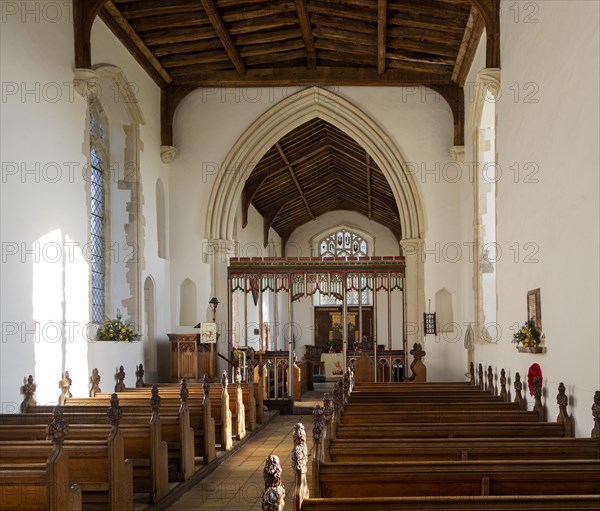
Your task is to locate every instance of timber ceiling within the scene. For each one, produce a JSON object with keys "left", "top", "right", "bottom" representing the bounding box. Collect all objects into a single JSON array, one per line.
[
  {"left": 81, "top": 0, "right": 497, "bottom": 241},
  {"left": 101, "top": 0, "right": 481, "bottom": 86},
  {"left": 242, "top": 118, "right": 402, "bottom": 242}
]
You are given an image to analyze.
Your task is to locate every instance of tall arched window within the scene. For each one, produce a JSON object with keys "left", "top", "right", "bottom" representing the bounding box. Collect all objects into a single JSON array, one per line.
[{"left": 89, "top": 103, "right": 109, "bottom": 323}]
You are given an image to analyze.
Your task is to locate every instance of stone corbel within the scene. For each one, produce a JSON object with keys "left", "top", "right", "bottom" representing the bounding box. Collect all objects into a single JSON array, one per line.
[
  {"left": 73, "top": 68, "right": 99, "bottom": 101},
  {"left": 449, "top": 145, "right": 465, "bottom": 162},
  {"left": 160, "top": 145, "right": 178, "bottom": 164},
  {"left": 468, "top": 68, "right": 501, "bottom": 129}
]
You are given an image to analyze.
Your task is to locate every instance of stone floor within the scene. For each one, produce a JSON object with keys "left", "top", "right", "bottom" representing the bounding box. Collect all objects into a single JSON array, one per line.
[{"left": 164, "top": 382, "right": 334, "bottom": 511}]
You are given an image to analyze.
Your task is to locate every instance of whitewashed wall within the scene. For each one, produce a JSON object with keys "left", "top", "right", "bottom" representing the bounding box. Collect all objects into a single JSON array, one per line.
[
  {"left": 0, "top": 9, "right": 170, "bottom": 410},
  {"left": 473, "top": 0, "right": 600, "bottom": 437}
]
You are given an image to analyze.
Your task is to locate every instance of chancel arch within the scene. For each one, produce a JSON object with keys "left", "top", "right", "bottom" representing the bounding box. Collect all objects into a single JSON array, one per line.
[{"left": 204, "top": 87, "right": 426, "bottom": 371}]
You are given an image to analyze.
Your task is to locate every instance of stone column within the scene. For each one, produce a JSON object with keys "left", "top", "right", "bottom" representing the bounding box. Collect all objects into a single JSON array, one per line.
[
  {"left": 399, "top": 238, "right": 425, "bottom": 353},
  {"left": 205, "top": 239, "right": 237, "bottom": 374}
]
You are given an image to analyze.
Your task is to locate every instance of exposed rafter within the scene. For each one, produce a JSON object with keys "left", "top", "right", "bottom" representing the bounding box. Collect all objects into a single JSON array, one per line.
[
  {"left": 200, "top": 0, "right": 246, "bottom": 74},
  {"left": 73, "top": 0, "right": 109, "bottom": 69},
  {"left": 377, "top": 0, "right": 387, "bottom": 75},
  {"left": 452, "top": 6, "right": 485, "bottom": 84},
  {"left": 275, "top": 142, "right": 315, "bottom": 221},
  {"left": 294, "top": 0, "right": 317, "bottom": 69},
  {"left": 100, "top": 2, "right": 172, "bottom": 86},
  {"left": 470, "top": 0, "right": 501, "bottom": 68}
]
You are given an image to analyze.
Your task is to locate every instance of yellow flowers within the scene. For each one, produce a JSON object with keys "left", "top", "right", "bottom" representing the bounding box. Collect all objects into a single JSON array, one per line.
[
  {"left": 97, "top": 309, "right": 139, "bottom": 342},
  {"left": 512, "top": 319, "right": 541, "bottom": 347}
]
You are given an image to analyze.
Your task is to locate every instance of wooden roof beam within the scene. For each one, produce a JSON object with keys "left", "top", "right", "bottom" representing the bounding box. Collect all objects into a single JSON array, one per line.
[
  {"left": 470, "top": 0, "right": 500, "bottom": 68},
  {"left": 377, "top": 0, "right": 387, "bottom": 75},
  {"left": 100, "top": 2, "right": 172, "bottom": 86},
  {"left": 171, "top": 66, "right": 450, "bottom": 86},
  {"left": 74, "top": 0, "right": 109, "bottom": 69},
  {"left": 263, "top": 203, "right": 285, "bottom": 247},
  {"left": 200, "top": 0, "right": 246, "bottom": 74},
  {"left": 275, "top": 142, "right": 316, "bottom": 220},
  {"left": 452, "top": 6, "right": 485, "bottom": 84},
  {"left": 294, "top": 0, "right": 317, "bottom": 69}
]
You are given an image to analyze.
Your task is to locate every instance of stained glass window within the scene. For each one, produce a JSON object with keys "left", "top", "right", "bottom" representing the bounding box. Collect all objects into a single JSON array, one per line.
[
  {"left": 318, "top": 229, "right": 370, "bottom": 305},
  {"left": 319, "top": 229, "right": 367, "bottom": 258}
]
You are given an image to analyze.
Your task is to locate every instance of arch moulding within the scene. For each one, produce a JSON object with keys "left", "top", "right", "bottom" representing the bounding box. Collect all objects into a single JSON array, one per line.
[{"left": 205, "top": 86, "right": 424, "bottom": 245}]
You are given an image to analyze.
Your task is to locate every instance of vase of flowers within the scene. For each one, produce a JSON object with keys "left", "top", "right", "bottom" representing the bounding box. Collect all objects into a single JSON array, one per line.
[
  {"left": 512, "top": 319, "right": 543, "bottom": 352},
  {"left": 96, "top": 309, "right": 139, "bottom": 342}
]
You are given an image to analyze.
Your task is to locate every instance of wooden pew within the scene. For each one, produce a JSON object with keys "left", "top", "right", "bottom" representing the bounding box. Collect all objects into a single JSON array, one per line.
[
  {"left": 316, "top": 459, "right": 600, "bottom": 498},
  {"left": 0, "top": 403, "right": 132, "bottom": 511},
  {"left": 14, "top": 384, "right": 196, "bottom": 485},
  {"left": 339, "top": 409, "right": 542, "bottom": 424},
  {"left": 329, "top": 437, "right": 600, "bottom": 462},
  {"left": 300, "top": 495, "right": 600, "bottom": 510},
  {"left": 0, "top": 411, "right": 82, "bottom": 511},
  {"left": 4, "top": 388, "right": 170, "bottom": 502},
  {"left": 335, "top": 421, "right": 567, "bottom": 439}
]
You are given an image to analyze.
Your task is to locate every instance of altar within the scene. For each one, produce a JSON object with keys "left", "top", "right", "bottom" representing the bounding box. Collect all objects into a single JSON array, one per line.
[{"left": 320, "top": 352, "right": 345, "bottom": 379}]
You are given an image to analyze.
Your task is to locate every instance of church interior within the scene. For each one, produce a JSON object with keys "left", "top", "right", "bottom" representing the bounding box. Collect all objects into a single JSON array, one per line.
[{"left": 1, "top": 0, "right": 599, "bottom": 509}]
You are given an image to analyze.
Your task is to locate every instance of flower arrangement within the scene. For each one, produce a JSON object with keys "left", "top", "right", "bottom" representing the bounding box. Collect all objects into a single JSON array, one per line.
[
  {"left": 96, "top": 310, "right": 139, "bottom": 342},
  {"left": 511, "top": 318, "right": 542, "bottom": 348}
]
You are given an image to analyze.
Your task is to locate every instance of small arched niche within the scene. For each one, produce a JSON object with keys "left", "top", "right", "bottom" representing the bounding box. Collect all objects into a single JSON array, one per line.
[
  {"left": 435, "top": 288, "right": 454, "bottom": 332},
  {"left": 179, "top": 278, "right": 197, "bottom": 327}
]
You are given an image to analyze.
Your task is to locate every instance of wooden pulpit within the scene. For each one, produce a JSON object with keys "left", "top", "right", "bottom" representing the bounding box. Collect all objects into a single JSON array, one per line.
[{"left": 168, "top": 333, "right": 215, "bottom": 381}]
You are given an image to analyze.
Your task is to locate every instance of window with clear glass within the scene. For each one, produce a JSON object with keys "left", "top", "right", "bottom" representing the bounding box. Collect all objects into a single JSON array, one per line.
[{"left": 89, "top": 107, "right": 107, "bottom": 323}]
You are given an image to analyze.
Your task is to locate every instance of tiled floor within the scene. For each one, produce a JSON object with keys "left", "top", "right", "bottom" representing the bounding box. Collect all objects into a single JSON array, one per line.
[
  {"left": 166, "top": 414, "right": 314, "bottom": 510},
  {"left": 165, "top": 382, "right": 333, "bottom": 510}
]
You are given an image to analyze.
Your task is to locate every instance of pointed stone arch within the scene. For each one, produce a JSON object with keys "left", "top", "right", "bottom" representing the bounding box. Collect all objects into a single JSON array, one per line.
[{"left": 205, "top": 87, "right": 424, "bottom": 244}]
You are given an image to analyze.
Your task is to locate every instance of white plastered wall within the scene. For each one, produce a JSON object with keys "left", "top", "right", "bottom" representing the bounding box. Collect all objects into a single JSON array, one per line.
[
  {"left": 473, "top": 0, "right": 599, "bottom": 437},
  {"left": 0, "top": 11, "right": 171, "bottom": 410}
]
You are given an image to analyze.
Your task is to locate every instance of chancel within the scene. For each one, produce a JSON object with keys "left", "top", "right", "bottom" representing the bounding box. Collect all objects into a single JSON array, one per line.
[{"left": 1, "top": 1, "right": 598, "bottom": 510}]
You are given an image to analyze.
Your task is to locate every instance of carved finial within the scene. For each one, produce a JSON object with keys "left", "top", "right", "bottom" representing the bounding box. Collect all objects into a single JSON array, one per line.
[
  {"left": 135, "top": 364, "right": 145, "bottom": 387},
  {"left": 291, "top": 423, "right": 309, "bottom": 508},
  {"left": 487, "top": 366, "right": 494, "bottom": 395},
  {"left": 410, "top": 343, "right": 426, "bottom": 361},
  {"left": 90, "top": 368, "right": 101, "bottom": 397},
  {"left": 332, "top": 379, "right": 343, "bottom": 415},
  {"left": 499, "top": 369, "right": 507, "bottom": 402},
  {"left": 115, "top": 365, "right": 126, "bottom": 392},
  {"left": 261, "top": 455, "right": 285, "bottom": 511},
  {"left": 323, "top": 393, "right": 333, "bottom": 425},
  {"left": 533, "top": 376, "right": 545, "bottom": 420},
  {"left": 58, "top": 371, "right": 72, "bottom": 405},
  {"left": 514, "top": 372, "right": 524, "bottom": 410},
  {"left": 313, "top": 405, "right": 325, "bottom": 444},
  {"left": 342, "top": 370, "right": 350, "bottom": 402},
  {"left": 202, "top": 374, "right": 210, "bottom": 399},
  {"left": 292, "top": 423, "right": 308, "bottom": 473},
  {"left": 478, "top": 364, "right": 484, "bottom": 389},
  {"left": 179, "top": 378, "right": 189, "bottom": 403},
  {"left": 107, "top": 393, "right": 123, "bottom": 427},
  {"left": 221, "top": 370, "right": 229, "bottom": 389},
  {"left": 150, "top": 384, "right": 160, "bottom": 413},
  {"left": 469, "top": 362, "right": 475, "bottom": 385},
  {"left": 235, "top": 366, "right": 242, "bottom": 385},
  {"left": 21, "top": 374, "right": 37, "bottom": 412},
  {"left": 46, "top": 405, "right": 68, "bottom": 446},
  {"left": 556, "top": 382, "right": 572, "bottom": 437},
  {"left": 592, "top": 391, "right": 600, "bottom": 438}
]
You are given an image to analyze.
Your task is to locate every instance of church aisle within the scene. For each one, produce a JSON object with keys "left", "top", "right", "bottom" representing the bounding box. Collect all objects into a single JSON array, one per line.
[{"left": 166, "top": 414, "right": 313, "bottom": 510}]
